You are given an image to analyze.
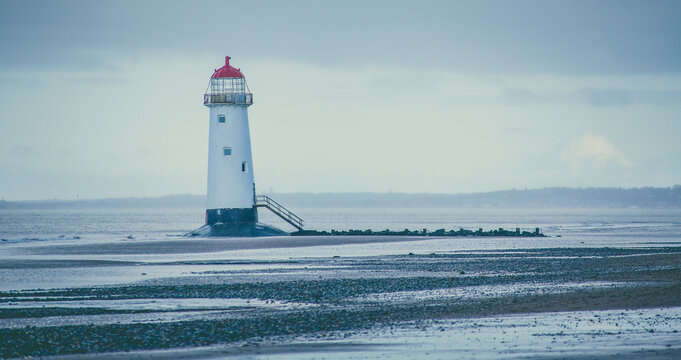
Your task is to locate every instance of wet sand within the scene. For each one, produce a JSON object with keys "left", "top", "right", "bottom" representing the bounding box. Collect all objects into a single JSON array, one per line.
[{"left": 0, "top": 237, "right": 680, "bottom": 358}]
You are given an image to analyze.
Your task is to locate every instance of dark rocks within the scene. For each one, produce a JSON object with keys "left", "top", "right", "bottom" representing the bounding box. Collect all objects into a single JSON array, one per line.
[{"left": 292, "top": 227, "right": 546, "bottom": 237}]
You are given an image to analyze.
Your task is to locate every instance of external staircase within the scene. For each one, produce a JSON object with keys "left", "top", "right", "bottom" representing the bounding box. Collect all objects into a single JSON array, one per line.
[{"left": 254, "top": 195, "right": 304, "bottom": 231}]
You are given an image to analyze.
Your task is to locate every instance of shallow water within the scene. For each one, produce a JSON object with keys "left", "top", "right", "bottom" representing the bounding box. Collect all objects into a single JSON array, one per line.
[
  {"left": 246, "top": 307, "right": 681, "bottom": 360},
  {"left": 0, "top": 297, "right": 317, "bottom": 329},
  {"left": 350, "top": 281, "right": 634, "bottom": 303},
  {"left": 2, "top": 207, "right": 681, "bottom": 244}
]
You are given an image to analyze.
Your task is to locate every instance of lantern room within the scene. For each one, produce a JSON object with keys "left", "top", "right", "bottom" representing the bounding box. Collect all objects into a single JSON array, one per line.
[{"left": 204, "top": 56, "right": 253, "bottom": 106}]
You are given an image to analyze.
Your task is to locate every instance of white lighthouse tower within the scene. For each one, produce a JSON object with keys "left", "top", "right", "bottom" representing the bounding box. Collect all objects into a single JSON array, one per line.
[{"left": 192, "top": 56, "right": 302, "bottom": 237}]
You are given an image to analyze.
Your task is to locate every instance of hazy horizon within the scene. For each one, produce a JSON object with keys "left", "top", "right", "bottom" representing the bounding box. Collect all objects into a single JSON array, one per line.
[
  {"left": 2, "top": 1, "right": 680, "bottom": 201},
  {"left": 3, "top": 186, "right": 679, "bottom": 210},
  {"left": 0, "top": 184, "right": 678, "bottom": 202}
]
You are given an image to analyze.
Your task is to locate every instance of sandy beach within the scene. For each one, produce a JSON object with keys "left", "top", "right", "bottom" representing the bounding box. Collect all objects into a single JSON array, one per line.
[{"left": 1, "top": 235, "right": 680, "bottom": 359}]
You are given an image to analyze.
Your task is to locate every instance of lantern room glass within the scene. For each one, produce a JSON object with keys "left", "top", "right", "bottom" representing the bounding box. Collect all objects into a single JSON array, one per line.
[
  {"left": 204, "top": 77, "right": 253, "bottom": 105},
  {"left": 208, "top": 78, "right": 247, "bottom": 95}
]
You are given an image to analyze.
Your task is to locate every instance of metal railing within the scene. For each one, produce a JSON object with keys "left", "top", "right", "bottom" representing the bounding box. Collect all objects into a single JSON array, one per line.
[
  {"left": 255, "top": 195, "right": 304, "bottom": 230},
  {"left": 204, "top": 93, "right": 253, "bottom": 105}
]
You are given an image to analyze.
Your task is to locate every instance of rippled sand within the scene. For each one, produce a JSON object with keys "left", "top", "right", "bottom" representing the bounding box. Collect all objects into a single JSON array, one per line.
[{"left": 1, "top": 236, "right": 680, "bottom": 358}]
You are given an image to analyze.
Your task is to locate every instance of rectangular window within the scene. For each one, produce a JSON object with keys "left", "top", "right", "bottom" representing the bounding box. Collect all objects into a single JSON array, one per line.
[
  {"left": 242, "top": 161, "right": 248, "bottom": 172},
  {"left": 218, "top": 115, "right": 225, "bottom": 123},
  {"left": 223, "top": 147, "right": 232, "bottom": 156}
]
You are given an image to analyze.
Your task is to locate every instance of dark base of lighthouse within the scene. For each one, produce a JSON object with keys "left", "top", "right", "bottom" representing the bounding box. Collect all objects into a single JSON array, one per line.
[{"left": 186, "top": 208, "right": 288, "bottom": 237}]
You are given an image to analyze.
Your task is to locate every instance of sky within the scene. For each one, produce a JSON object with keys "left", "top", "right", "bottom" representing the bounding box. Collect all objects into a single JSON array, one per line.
[{"left": 1, "top": 0, "right": 680, "bottom": 201}]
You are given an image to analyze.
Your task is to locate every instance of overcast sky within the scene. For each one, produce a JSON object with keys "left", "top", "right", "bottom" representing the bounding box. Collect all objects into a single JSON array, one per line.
[{"left": 1, "top": 0, "right": 680, "bottom": 200}]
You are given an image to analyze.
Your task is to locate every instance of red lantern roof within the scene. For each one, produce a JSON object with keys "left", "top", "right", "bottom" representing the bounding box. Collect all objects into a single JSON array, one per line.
[{"left": 211, "top": 56, "right": 245, "bottom": 78}]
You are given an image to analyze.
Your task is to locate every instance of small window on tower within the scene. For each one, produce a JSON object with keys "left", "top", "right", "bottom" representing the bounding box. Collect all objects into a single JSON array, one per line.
[
  {"left": 223, "top": 147, "right": 232, "bottom": 156},
  {"left": 242, "top": 161, "right": 248, "bottom": 172},
  {"left": 218, "top": 115, "right": 226, "bottom": 123}
]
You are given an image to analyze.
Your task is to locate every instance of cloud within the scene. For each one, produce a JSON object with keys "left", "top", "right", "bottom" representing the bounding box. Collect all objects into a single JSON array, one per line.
[
  {"left": 502, "top": 126, "right": 529, "bottom": 133},
  {"left": 9, "top": 145, "right": 38, "bottom": 157},
  {"left": 579, "top": 88, "right": 631, "bottom": 107},
  {"left": 562, "top": 133, "right": 632, "bottom": 170},
  {"left": 1, "top": 1, "right": 680, "bottom": 74},
  {"left": 499, "top": 87, "right": 545, "bottom": 105}
]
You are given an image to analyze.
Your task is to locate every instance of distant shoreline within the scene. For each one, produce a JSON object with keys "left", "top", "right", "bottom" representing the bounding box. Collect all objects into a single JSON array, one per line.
[{"left": 1, "top": 186, "right": 680, "bottom": 209}]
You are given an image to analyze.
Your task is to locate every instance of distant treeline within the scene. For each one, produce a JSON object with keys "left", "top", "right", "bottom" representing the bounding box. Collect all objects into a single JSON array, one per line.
[
  {"left": 0, "top": 194, "right": 204, "bottom": 210},
  {"left": 1, "top": 186, "right": 680, "bottom": 209},
  {"left": 274, "top": 186, "right": 681, "bottom": 208}
]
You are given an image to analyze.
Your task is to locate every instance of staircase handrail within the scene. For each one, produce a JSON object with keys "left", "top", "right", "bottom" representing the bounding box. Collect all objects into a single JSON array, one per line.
[{"left": 255, "top": 195, "right": 304, "bottom": 230}]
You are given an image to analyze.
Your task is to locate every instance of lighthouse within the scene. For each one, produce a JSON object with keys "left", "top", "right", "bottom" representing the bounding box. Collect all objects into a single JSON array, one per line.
[{"left": 190, "top": 56, "right": 303, "bottom": 237}]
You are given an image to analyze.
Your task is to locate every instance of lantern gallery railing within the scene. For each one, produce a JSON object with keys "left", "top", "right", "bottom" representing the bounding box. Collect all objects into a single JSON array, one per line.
[{"left": 204, "top": 93, "right": 253, "bottom": 105}]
